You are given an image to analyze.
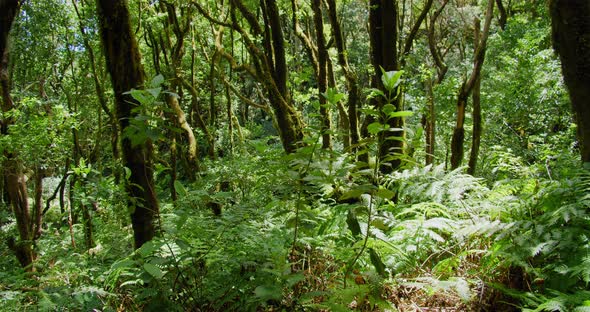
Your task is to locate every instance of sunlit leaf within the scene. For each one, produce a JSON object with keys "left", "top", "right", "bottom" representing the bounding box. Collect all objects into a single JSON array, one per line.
[{"left": 143, "top": 263, "right": 164, "bottom": 279}]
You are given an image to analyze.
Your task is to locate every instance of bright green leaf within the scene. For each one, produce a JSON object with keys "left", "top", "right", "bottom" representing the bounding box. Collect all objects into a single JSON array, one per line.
[
  {"left": 143, "top": 263, "right": 164, "bottom": 279},
  {"left": 150, "top": 74, "right": 165, "bottom": 88},
  {"left": 174, "top": 181, "right": 187, "bottom": 197}
]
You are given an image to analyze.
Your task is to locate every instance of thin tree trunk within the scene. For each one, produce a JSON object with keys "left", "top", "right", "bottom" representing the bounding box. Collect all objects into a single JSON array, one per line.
[
  {"left": 312, "top": 0, "right": 331, "bottom": 149},
  {"left": 72, "top": 0, "right": 120, "bottom": 179},
  {"left": 196, "top": 0, "right": 305, "bottom": 154},
  {"left": 32, "top": 167, "right": 44, "bottom": 241},
  {"left": 467, "top": 75, "right": 482, "bottom": 175},
  {"left": 182, "top": 77, "right": 216, "bottom": 160},
  {"left": 166, "top": 92, "right": 200, "bottom": 172},
  {"left": 425, "top": 78, "right": 436, "bottom": 165},
  {"left": 262, "top": 0, "right": 305, "bottom": 153},
  {"left": 170, "top": 134, "right": 178, "bottom": 202},
  {"left": 326, "top": 0, "right": 359, "bottom": 153},
  {"left": 226, "top": 83, "right": 234, "bottom": 155},
  {"left": 81, "top": 201, "right": 94, "bottom": 249},
  {"left": 450, "top": 0, "right": 493, "bottom": 170}
]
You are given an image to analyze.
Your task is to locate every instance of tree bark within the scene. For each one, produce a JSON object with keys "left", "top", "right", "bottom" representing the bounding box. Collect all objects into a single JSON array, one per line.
[
  {"left": 369, "top": 0, "right": 403, "bottom": 174},
  {"left": 1, "top": 0, "right": 36, "bottom": 270},
  {"left": 424, "top": 0, "right": 450, "bottom": 166},
  {"left": 467, "top": 75, "right": 481, "bottom": 175},
  {"left": 550, "top": 1, "right": 590, "bottom": 163},
  {"left": 96, "top": 0, "right": 160, "bottom": 249},
  {"left": 194, "top": 0, "right": 305, "bottom": 154},
  {"left": 312, "top": 0, "right": 331, "bottom": 149},
  {"left": 450, "top": 0, "right": 493, "bottom": 170},
  {"left": 182, "top": 77, "right": 216, "bottom": 160},
  {"left": 425, "top": 78, "right": 436, "bottom": 165},
  {"left": 326, "top": 0, "right": 360, "bottom": 153},
  {"left": 261, "top": 0, "right": 305, "bottom": 153},
  {"left": 167, "top": 92, "right": 200, "bottom": 172}
]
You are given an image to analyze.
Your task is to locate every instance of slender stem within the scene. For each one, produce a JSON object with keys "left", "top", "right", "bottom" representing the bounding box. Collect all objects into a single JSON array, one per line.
[
  {"left": 344, "top": 193, "right": 374, "bottom": 288},
  {"left": 291, "top": 134, "right": 320, "bottom": 259}
]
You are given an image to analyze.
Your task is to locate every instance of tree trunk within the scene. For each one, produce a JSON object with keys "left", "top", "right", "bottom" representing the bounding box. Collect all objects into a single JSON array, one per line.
[
  {"left": 182, "top": 78, "right": 216, "bottom": 160},
  {"left": 450, "top": 0, "right": 493, "bottom": 170},
  {"left": 262, "top": 0, "right": 305, "bottom": 153},
  {"left": 369, "top": 0, "right": 403, "bottom": 174},
  {"left": 1, "top": 0, "right": 36, "bottom": 270},
  {"left": 424, "top": 0, "right": 450, "bottom": 166},
  {"left": 97, "top": 0, "right": 160, "bottom": 249},
  {"left": 467, "top": 75, "right": 482, "bottom": 175},
  {"left": 166, "top": 92, "right": 200, "bottom": 172},
  {"left": 326, "top": 0, "right": 360, "bottom": 153},
  {"left": 550, "top": 1, "right": 590, "bottom": 163},
  {"left": 312, "top": 0, "right": 331, "bottom": 149},
  {"left": 425, "top": 78, "right": 436, "bottom": 165},
  {"left": 32, "top": 167, "right": 44, "bottom": 240}
]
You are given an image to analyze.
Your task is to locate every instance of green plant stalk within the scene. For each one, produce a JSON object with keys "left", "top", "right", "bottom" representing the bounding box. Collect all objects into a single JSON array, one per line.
[
  {"left": 291, "top": 132, "right": 321, "bottom": 257},
  {"left": 343, "top": 154, "right": 382, "bottom": 288},
  {"left": 344, "top": 192, "right": 375, "bottom": 288}
]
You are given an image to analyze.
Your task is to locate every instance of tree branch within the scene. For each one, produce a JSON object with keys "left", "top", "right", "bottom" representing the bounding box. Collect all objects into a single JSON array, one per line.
[{"left": 402, "top": 0, "right": 435, "bottom": 59}]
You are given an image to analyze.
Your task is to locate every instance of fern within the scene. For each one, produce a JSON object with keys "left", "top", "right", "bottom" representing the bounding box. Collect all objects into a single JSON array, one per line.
[{"left": 491, "top": 168, "right": 590, "bottom": 310}]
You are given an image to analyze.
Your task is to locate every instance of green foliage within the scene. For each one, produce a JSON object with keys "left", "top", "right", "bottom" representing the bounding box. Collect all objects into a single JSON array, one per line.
[
  {"left": 0, "top": 99, "right": 74, "bottom": 168},
  {"left": 122, "top": 75, "right": 169, "bottom": 148},
  {"left": 491, "top": 169, "right": 590, "bottom": 311},
  {"left": 0, "top": 0, "right": 585, "bottom": 311}
]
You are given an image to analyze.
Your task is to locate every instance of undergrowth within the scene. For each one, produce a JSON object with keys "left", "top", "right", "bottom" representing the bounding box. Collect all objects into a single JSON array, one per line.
[{"left": 1, "top": 139, "right": 589, "bottom": 311}]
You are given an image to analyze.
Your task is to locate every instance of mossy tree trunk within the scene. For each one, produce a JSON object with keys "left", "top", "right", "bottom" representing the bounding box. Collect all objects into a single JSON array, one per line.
[
  {"left": 1, "top": 0, "right": 36, "bottom": 270},
  {"left": 96, "top": 0, "right": 159, "bottom": 249},
  {"left": 260, "top": 0, "right": 305, "bottom": 153},
  {"left": 425, "top": 0, "right": 450, "bottom": 166},
  {"left": 194, "top": 0, "right": 305, "bottom": 154},
  {"left": 311, "top": 0, "right": 332, "bottom": 149}
]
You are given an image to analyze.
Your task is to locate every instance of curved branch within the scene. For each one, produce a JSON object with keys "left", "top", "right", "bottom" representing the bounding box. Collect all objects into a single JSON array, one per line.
[
  {"left": 402, "top": 0, "right": 435, "bottom": 59},
  {"left": 428, "top": 0, "right": 450, "bottom": 83}
]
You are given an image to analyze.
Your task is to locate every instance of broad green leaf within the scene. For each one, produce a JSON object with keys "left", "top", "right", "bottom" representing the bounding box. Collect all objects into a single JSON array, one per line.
[
  {"left": 174, "top": 180, "right": 187, "bottom": 197},
  {"left": 254, "top": 285, "right": 282, "bottom": 301},
  {"left": 360, "top": 107, "right": 379, "bottom": 116},
  {"left": 286, "top": 273, "right": 305, "bottom": 287},
  {"left": 340, "top": 184, "right": 375, "bottom": 200},
  {"left": 111, "top": 259, "right": 135, "bottom": 270},
  {"left": 150, "top": 74, "right": 165, "bottom": 88},
  {"left": 146, "top": 87, "right": 161, "bottom": 99},
  {"left": 380, "top": 68, "right": 404, "bottom": 92},
  {"left": 323, "top": 87, "right": 345, "bottom": 104},
  {"left": 367, "top": 122, "right": 387, "bottom": 135},
  {"left": 143, "top": 263, "right": 164, "bottom": 279},
  {"left": 367, "top": 88, "right": 386, "bottom": 99},
  {"left": 129, "top": 89, "right": 151, "bottom": 105},
  {"left": 382, "top": 104, "right": 396, "bottom": 115},
  {"left": 388, "top": 110, "right": 413, "bottom": 118},
  {"left": 375, "top": 188, "right": 396, "bottom": 200},
  {"left": 138, "top": 241, "right": 158, "bottom": 257}
]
